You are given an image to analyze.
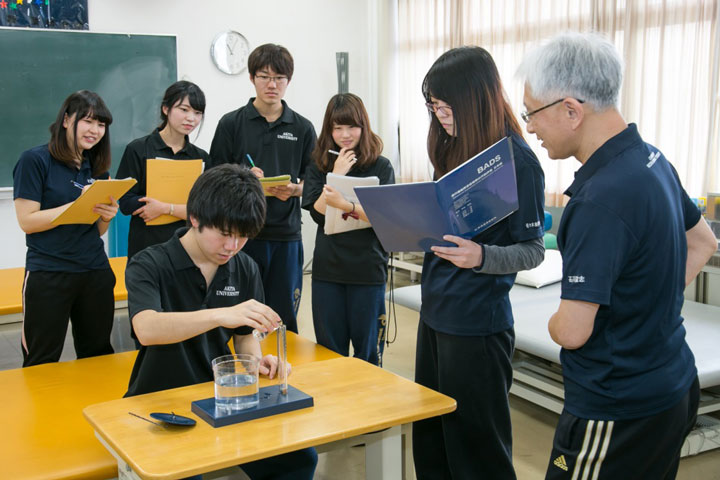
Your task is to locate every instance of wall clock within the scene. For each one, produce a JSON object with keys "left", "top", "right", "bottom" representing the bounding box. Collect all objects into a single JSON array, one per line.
[{"left": 210, "top": 31, "right": 249, "bottom": 75}]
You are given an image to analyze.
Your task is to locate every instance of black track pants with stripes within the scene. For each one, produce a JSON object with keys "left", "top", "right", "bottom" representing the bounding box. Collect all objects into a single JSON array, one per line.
[{"left": 546, "top": 376, "right": 699, "bottom": 480}]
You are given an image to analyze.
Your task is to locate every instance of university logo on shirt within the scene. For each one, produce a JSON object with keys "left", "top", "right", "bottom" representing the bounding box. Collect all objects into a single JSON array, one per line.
[
  {"left": 277, "top": 132, "right": 298, "bottom": 142},
  {"left": 216, "top": 286, "right": 240, "bottom": 297}
]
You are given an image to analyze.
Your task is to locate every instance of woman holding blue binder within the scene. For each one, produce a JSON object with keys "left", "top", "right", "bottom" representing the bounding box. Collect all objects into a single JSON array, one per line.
[
  {"left": 413, "top": 47, "right": 546, "bottom": 479},
  {"left": 302, "top": 93, "right": 395, "bottom": 366},
  {"left": 117, "top": 81, "right": 209, "bottom": 260},
  {"left": 13, "top": 90, "right": 118, "bottom": 367}
]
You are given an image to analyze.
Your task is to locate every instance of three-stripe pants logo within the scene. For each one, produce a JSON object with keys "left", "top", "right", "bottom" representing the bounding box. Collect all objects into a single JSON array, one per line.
[{"left": 570, "top": 419, "right": 615, "bottom": 480}]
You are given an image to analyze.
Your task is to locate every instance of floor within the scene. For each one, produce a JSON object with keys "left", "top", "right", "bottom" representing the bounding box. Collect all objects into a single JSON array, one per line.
[{"left": 1, "top": 270, "right": 719, "bottom": 479}]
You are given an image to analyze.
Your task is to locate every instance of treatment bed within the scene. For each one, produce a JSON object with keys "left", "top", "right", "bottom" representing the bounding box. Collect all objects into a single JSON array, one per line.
[{"left": 389, "top": 261, "right": 720, "bottom": 456}]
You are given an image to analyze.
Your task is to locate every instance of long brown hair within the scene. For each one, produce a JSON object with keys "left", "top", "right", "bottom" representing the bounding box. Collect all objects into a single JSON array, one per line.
[
  {"left": 48, "top": 90, "right": 113, "bottom": 177},
  {"left": 423, "top": 46, "right": 521, "bottom": 177},
  {"left": 312, "top": 93, "right": 383, "bottom": 174}
]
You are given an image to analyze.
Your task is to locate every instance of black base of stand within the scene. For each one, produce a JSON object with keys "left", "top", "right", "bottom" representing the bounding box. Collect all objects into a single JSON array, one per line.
[{"left": 191, "top": 384, "right": 314, "bottom": 428}]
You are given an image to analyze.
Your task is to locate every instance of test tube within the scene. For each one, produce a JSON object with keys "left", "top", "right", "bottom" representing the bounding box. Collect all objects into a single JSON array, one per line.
[
  {"left": 277, "top": 324, "right": 288, "bottom": 395},
  {"left": 252, "top": 325, "right": 279, "bottom": 341}
]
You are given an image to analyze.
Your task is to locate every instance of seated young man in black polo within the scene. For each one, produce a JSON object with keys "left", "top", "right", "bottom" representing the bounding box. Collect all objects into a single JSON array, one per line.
[{"left": 124, "top": 164, "right": 317, "bottom": 480}]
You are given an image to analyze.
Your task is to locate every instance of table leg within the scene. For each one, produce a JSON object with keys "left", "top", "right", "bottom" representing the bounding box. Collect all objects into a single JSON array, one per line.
[
  {"left": 402, "top": 423, "right": 415, "bottom": 480},
  {"left": 94, "top": 432, "right": 140, "bottom": 480},
  {"left": 118, "top": 457, "right": 143, "bottom": 480},
  {"left": 364, "top": 425, "right": 402, "bottom": 479}
]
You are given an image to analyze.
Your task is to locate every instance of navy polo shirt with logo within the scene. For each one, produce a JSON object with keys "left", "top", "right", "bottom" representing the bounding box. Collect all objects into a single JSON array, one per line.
[
  {"left": 13, "top": 144, "right": 110, "bottom": 272},
  {"left": 208, "top": 99, "right": 317, "bottom": 241},
  {"left": 125, "top": 228, "right": 263, "bottom": 397},
  {"left": 421, "top": 133, "right": 546, "bottom": 336},
  {"left": 557, "top": 124, "right": 700, "bottom": 420}
]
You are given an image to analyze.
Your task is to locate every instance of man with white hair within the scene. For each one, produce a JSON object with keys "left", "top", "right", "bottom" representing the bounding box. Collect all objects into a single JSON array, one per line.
[{"left": 516, "top": 32, "right": 717, "bottom": 479}]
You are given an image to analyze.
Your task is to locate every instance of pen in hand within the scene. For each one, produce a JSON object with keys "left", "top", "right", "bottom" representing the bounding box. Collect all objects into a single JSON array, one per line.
[
  {"left": 246, "top": 154, "right": 256, "bottom": 168},
  {"left": 329, "top": 149, "right": 358, "bottom": 161}
]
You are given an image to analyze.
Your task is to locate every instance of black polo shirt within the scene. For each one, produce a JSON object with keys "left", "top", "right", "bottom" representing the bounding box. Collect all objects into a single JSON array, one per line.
[
  {"left": 208, "top": 99, "right": 317, "bottom": 241},
  {"left": 125, "top": 228, "right": 262, "bottom": 397},
  {"left": 302, "top": 156, "right": 395, "bottom": 285},
  {"left": 557, "top": 124, "right": 699, "bottom": 420},
  {"left": 420, "top": 133, "right": 545, "bottom": 335},
  {"left": 13, "top": 144, "right": 110, "bottom": 272},
  {"left": 116, "top": 130, "right": 210, "bottom": 259}
]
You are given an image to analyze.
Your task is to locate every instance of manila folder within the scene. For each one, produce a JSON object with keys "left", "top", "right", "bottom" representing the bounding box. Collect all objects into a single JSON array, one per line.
[
  {"left": 51, "top": 178, "right": 137, "bottom": 225},
  {"left": 146, "top": 158, "right": 203, "bottom": 225}
]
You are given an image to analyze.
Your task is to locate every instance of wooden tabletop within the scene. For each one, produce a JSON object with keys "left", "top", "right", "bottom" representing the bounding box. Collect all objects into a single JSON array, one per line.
[
  {"left": 0, "top": 331, "right": 338, "bottom": 480},
  {"left": 84, "top": 356, "right": 457, "bottom": 480},
  {"left": 0, "top": 256, "right": 128, "bottom": 316}
]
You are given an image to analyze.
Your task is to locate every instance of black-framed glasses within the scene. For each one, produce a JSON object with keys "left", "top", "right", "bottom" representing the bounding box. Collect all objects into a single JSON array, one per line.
[
  {"left": 425, "top": 102, "right": 453, "bottom": 116},
  {"left": 520, "top": 98, "right": 584, "bottom": 123},
  {"left": 255, "top": 74, "right": 289, "bottom": 85}
]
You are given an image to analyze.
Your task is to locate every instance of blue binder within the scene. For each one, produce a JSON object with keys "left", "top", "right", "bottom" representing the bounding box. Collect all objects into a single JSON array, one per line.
[{"left": 355, "top": 137, "right": 518, "bottom": 252}]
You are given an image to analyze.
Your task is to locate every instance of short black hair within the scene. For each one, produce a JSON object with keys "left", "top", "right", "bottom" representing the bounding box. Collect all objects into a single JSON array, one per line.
[
  {"left": 187, "top": 164, "right": 266, "bottom": 238},
  {"left": 248, "top": 43, "right": 294, "bottom": 80}
]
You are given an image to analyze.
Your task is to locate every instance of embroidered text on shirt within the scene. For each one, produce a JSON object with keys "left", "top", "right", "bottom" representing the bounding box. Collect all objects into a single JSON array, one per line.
[
  {"left": 216, "top": 286, "right": 240, "bottom": 297},
  {"left": 277, "top": 132, "right": 298, "bottom": 141}
]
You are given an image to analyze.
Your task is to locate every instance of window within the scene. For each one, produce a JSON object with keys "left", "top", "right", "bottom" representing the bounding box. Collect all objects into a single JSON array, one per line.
[{"left": 397, "top": 0, "right": 719, "bottom": 204}]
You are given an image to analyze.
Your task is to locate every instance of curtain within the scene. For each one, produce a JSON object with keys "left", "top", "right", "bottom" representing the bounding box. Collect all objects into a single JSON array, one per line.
[{"left": 397, "top": 0, "right": 719, "bottom": 204}]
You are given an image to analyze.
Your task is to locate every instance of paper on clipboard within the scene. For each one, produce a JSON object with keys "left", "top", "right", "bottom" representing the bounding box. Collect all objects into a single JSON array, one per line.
[
  {"left": 324, "top": 173, "right": 379, "bottom": 235},
  {"left": 146, "top": 158, "right": 204, "bottom": 225},
  {"left": 260, "top": 175, "right": 291, "bottom": 196},
  {"left": 51, "top": 178, "right": 137, "bottom": 225}
]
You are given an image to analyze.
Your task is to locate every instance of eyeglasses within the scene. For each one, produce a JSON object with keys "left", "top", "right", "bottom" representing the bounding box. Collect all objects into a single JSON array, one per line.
[
  {"left": 425, "top": 102, "right": 453, "bottom": 116},
  {"left": 254, "top": 74, "right": 289, "bottom": 85},
  {"left": 520, "top": 98, "right": 585, "bottom": 123}
]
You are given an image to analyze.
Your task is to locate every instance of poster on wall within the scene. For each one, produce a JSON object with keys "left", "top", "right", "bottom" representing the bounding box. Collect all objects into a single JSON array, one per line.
[{"left": 0, "top": 0, "right": 88, "bottom": 30}]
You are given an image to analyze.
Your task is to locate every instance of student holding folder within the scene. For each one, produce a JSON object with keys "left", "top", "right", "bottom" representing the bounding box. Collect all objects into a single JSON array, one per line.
[
  {"left": 302, "top": 93, "right": 395, "bottom": 366},
  {"left": 117, "top": 81, "right": 209, "bottom": 259},
  {"left": 13, "top": 90, "right": 118, "bottom": 367},
  {"left": 412, "top": 47, "right": 546, "bottom": 479}
]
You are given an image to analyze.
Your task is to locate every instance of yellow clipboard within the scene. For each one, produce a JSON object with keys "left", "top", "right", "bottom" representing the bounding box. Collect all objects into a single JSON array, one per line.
[
  {"left": 51, "top": 178, "right": 137, "bottom": 225},
  {"left": 146, "top": 158, "right": 204, "bottom": 225},
  {"left": 260, "top": 175, "right": 291, "bottom": 196}
]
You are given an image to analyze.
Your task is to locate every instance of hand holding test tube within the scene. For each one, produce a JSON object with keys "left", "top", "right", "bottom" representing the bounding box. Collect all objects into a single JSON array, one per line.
[
  {"left": 252, "top": 325, "right": 279, "bottom": 341},
  {"left": 252, "top": 323, "right": 288, "bottom": 395}
]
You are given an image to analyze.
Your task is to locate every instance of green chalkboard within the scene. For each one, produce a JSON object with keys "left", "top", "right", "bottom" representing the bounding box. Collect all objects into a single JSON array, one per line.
[{"left": 0, "top": 28, "right": 177, "bottom": 188}]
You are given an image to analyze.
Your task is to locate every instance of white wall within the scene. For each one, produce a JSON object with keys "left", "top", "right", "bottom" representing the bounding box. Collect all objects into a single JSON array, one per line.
[
  {"left": 87, "top": 0, "right": 377, "bottom": 151},
  {"left": 1, "top": 0, "right": 396, "bottom": 269}
]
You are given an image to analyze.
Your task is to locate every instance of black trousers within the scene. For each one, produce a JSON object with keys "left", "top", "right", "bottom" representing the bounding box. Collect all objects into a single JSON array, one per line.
[
  {"left": 21, "top": 269, "right": 115, "bottom": 367},
  {"left": 413, "top": 320, "right": 516, "bottom": 479},
  {"left": 545, "top": 376, "right": 700, "bottom": 480}
]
